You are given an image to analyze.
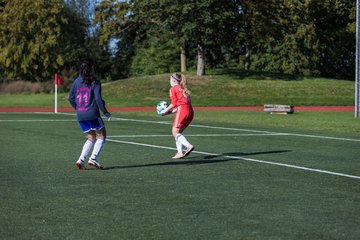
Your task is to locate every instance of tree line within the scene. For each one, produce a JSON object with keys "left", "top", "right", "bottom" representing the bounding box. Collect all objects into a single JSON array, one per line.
[{"left": 0, "top": 0, "right": 356, "bottom": 82}]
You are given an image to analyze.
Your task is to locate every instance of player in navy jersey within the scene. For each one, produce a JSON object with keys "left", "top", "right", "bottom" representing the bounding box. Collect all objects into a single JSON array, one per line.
[{"left": 68, "top": 58, "right": 111, "bottom": 170}]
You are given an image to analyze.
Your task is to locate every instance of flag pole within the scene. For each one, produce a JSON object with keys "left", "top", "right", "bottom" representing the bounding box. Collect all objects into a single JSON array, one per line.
[
  {"left": 54, "top": 73, "right": 64, "bottom": 113},
  {"left": 356, "top": 0, "right": 360, "bottom": 117},
  {"left": 55, "top": 81, "right": 58, "bottom": 113}
]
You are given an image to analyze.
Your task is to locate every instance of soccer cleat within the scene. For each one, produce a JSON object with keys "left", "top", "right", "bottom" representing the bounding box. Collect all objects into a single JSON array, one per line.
[
  {"left": 88, "top": 159, "right": 103, "bottom": 169},
  {"left": 172, "top": 152, "right": 184, "bottom": 159},
  {"left": 183, "top": 145, "right": 195, "bottom": 158},
  {"left": 76, "top": 159, "right": 86, "bottom": 170}
]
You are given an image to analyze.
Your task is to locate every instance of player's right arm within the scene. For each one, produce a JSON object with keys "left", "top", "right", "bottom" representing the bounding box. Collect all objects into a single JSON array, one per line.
[
  {"left": 160, "top": 88, "right": 178, "bottom": 115},
  {"left": 93, "top": 81, "right": 111, "bottom": 119}
]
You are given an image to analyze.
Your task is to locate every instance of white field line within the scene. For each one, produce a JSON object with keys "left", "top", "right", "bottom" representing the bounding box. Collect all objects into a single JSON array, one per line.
[
  {"left": 0, "top": 119, "right": 76, "bottom": 122},
  {"left": 108, "top": 133, "right": 284, "bottom": 138},
  {"left": 107, "top": 138, "right": 360, "bottom": 180},
  {"left": 3, "top": 112, "right": 360, "bottom": 142},
  {"left": 0, "top": 112, "right": 54, "bottom": 114},
  {"left": 4, "top": 112, "right": 360, "bottom": 179},
  {"left": 108, "top": 116, "right": 360, "bottom": 142},
  {"left": 189, "top": 123, "right": 360, "bottom": 142}
]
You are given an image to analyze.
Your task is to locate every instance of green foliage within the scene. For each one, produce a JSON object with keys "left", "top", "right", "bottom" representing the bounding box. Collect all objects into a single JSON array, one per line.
[
  {"left": 95, "top": 0, "right": 240, "bottom": 76},
  {"left": 0, "top": 0, "right": 356, "bottom": 81},
  {"left": 93, "top": 0, "right": 135, "bottom": 79},
  {"left": 246, "top": 0, "right": 355, "bottom": 79},
  {"left": 130, "top": 37, "right": 179, "bottom": 76},
  {"left": 94, "top": 0, "right": 132, "bottom": 46},
  {"left": 313, "top": 0, "right": 355, "bottom": 79},
  {"left": 0, "top": 0, "right": 87, "bottom": 81}
]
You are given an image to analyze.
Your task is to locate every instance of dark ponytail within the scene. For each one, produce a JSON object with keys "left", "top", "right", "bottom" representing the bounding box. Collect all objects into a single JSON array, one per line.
[{"left": 80, "top": 58, "right": 95, "bottom": 84}]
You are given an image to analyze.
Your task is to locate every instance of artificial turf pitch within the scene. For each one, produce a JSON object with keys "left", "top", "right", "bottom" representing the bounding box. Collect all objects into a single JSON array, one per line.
[{"left": 1, "top": 112, "right": 360, "bottom": 240}]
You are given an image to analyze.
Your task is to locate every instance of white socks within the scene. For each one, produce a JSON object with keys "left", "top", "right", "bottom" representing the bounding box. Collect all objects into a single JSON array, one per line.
[
  {"left": 79, "top": 138, "right": 105, "bottom": 161},
  {"left": 176, "top": 140, "right": 183, "bottom": 153},
  {"left": 90, "top": 138, "right": 105, "bottom": 160},
  {"left": 79, "top": 139, "right": 94, "bottom": 161},
  {"left": 175, "top": 134, "right": 190, "bottom": 153}
]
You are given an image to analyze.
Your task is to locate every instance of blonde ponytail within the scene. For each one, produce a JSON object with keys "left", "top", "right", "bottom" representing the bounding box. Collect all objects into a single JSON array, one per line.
[
  {"left": 172, "top": 73, "right": 191, "bottom": 97},
  {"left": 180, "top": 74, "right": 191, "bottom": 97}
]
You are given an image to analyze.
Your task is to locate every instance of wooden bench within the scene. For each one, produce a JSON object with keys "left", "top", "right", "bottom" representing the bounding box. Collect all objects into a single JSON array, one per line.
[{"left": 264, "top": 104, "right": 294, "bottom": 114}]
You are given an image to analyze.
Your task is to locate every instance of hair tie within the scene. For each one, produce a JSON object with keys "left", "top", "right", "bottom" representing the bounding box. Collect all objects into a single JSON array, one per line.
[{"left": 171, "top": 74, "right": 180, "bottom": 82}]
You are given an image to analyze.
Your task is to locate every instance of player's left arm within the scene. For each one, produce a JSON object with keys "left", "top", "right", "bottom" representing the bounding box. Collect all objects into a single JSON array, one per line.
[{"left": 68, "top": 81, "right": 77, "bottom": 110}]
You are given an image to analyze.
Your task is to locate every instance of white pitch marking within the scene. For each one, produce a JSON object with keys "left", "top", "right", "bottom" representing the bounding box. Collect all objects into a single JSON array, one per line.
[
  {"left": 108, "top": 117, "right": 360, "bottom": 142},
  {"left": 0, "top": 119, "right": 76, "bottom": 122},
  {"left": 107, "top": 138, "right": 360, "bottom": 180},
  {"left": 188, "top": 123, "right": 360, "bottom": 142},
  {"left": 10, "top": 112, "right": 360, "bottom": 142},
  {"left": 4, "top": 113, "right": 360, "bottom": 178},
  {"left": 108, "top": 133, "right": 284, "bottom": 138}
]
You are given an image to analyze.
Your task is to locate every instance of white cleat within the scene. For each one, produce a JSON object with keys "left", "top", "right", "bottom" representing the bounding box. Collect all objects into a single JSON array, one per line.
[
  {"left": 172, "top": 152, "right": 184, "bottom": 159},
  {"left": 88, "top": 159, "right": 103, "bottom": 169},
  {"left": 183, "top": 145, "right": 195, "bottom": 158},
  {"left": 76, "top": 159, "right": 86, "bottom": 170}
]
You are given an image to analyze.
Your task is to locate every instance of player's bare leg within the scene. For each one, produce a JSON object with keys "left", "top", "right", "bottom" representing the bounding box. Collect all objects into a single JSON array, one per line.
[
  {"left": 76, "top": 130, "right": 96, "bottom": 170},
  {"left": 88, "top": 128, "right": 106, "bottom": 169}
]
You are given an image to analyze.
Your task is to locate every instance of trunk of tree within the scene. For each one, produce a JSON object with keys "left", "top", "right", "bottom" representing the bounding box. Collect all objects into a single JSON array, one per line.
[
  {"left": 180, "top": 40, "right": 187, "bottom": 72},
  {"left": 245, "top": 48, "right": 251, "bottom": 71},
  {"left": 196, "top": 44, "right": 205, "bottom": 76}
]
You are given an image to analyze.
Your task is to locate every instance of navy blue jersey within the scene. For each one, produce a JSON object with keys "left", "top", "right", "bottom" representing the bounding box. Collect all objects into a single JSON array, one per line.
[{"left": 68, "top": 75, "right": 110, "bottom": 121}]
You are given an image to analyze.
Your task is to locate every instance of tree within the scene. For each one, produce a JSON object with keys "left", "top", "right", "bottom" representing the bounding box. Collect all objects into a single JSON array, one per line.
[
  {"left": 64, "top": 0, "right": 97, "bottom": 36},
  {"left": 249, "top": 0, "right": 321, "bottom": 75},
  {"left": 131, "top": 0, "right": 240, "bottom": 76},
  {"left": 235, "top": 0, "right": 286, "bottom": 70},
  {"left": 0, "top": 0, "right": 87, "bottom": 81},
  {"left": 0, "top": 1, "right": 5, "bottom": 11},
  {"left": 239, "top": 0, "right": 355, "bottom": 79},
  {"left": 94, "top": 0, "right": 133, "bottom": 48},
  {"left": 312, "top": 0, "right": 355, "bottom": 79},
  {"left": 130, "top": 34, "right": 180, "bottom": 76},
  {"left": 94, "top": 0, "right": 135, "bottom": 78}
]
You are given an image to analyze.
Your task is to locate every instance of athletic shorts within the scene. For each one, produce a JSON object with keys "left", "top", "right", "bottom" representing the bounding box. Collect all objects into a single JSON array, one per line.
[
  {"left": 173, "top": 105, "right": 194, "bottom": 129},
  {"left": 79, "top": 117, "right": 105, "bottom": 133}
]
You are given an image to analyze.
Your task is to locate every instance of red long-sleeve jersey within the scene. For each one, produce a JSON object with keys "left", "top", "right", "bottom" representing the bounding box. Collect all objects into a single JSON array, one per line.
[
  {"left": 170, "top": 85, "right": 191, "bottom": 107},
  {"left": 169, "top": 85, "right": 194, "bottom": 129}
]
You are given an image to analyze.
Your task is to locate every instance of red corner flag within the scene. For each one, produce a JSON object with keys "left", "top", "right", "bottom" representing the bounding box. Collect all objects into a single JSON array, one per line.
[{"left": 54, "top": 73, "right": 64, "bottom": 85}]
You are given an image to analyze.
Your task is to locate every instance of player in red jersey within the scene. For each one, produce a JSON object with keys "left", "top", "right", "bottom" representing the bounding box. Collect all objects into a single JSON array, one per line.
[{"left": 160, "top": 73, "right": 195, "bottom": 159}]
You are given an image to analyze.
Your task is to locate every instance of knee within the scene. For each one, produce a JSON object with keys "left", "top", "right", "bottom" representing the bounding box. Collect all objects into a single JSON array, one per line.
[
  {"left": 97, "top": 128, "right": 107, "bottom": 140},
  {"left": 87, "top": 132, "right": 97, "bottom": 142},
  {"left": 172, "top": 129, "right": 179, "bottom": 138}
]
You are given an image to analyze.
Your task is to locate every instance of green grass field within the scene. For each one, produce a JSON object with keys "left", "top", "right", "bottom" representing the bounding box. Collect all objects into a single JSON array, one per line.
[{"left": 1, "top": 111, "right": 360, "bottom": 239}]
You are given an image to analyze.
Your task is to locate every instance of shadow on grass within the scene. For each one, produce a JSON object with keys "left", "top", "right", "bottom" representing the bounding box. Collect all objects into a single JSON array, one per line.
[
  {"left": 202, "top": 150, "right": 291, "bottom": 160},
  {"left": 102, "top": 150, "right": 291, "bottom": 170}
]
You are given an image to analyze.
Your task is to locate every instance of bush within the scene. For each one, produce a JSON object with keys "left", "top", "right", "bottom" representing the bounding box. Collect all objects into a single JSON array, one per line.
[
  {"left": 0, "top": 81, "right": 40, "bottom": 94},
  {"left": 0, "top": 80, "right": 55, "bottom": 94}
]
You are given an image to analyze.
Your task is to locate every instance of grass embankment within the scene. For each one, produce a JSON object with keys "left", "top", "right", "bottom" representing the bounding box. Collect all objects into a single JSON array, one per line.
[{"left": 0, "top": 69, "right": 355, "bottom": 107}]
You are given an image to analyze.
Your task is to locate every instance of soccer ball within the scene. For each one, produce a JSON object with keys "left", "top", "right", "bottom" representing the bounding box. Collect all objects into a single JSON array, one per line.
[{"left": 156, "top": 101, "right": 168, "bottom": 115}]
